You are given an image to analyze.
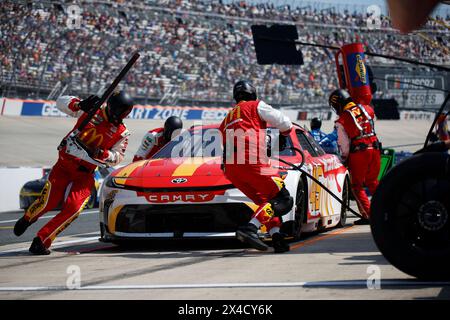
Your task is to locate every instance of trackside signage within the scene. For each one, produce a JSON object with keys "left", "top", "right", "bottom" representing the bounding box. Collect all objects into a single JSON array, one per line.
[{"left": 0, "top": 98, "right": 231, "bottom": 121}]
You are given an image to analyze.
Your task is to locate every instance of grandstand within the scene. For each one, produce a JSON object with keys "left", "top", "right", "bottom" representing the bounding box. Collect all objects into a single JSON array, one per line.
[{"left": 1, "top": 0, "right": 449, "bottom": 109}]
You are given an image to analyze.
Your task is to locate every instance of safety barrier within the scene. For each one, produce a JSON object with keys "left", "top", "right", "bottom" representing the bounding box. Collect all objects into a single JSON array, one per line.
[
  {"left": 3, "top": 97, "right": 435, "bottom": 122},
  {"left": 0, "top": 97, "right": 232, "bottom": 121},
  {"left": 0, "top": 97, "right": 320, "bottom": 122}
]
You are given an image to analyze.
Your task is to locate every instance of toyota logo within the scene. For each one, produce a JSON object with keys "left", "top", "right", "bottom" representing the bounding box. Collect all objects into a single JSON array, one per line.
[{"left": 171, "top": 178, "right": 188, "bottom": 184}]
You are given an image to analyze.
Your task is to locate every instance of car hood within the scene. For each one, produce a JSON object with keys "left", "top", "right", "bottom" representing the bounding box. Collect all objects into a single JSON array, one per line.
[{"left": 110, "top": 157, "right": 232, "bottom": 190}]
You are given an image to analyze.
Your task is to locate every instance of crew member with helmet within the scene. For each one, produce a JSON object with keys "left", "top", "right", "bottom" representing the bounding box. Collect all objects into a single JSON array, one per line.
[
  {"left": 309, "top": 117, "right": 327, "bottom": 143},
  {"left": 329, "top": 88, "right": 381, "bottom": 225},
  {"left": 133, "top": 116, "right": 183, "bottom": 162},
  {"left": 14, "top": 91, "right": 134, "bottom": 254},
  {"left": 219, "top": 80, "right": 294, "bottom": 253},
  {"left": 309, "top": 117, "right": 339, "bottom": 154},
  {"left": 319, "top": 129, "right": 339, "bottom": 155}
]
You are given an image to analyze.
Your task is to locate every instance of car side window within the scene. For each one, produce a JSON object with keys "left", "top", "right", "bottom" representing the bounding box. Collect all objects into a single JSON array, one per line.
[
  {"left": 279, "top": 135, "right": 295, "bottom": 156},
  {"left": 267, "top": 128, "right": 295, "bottom": 156},
  {"left": 305, "top": 132, "right": 326, "bottom": 156},
  {"left": 296, "top": 130, "right": 323, "bottom": 157}
]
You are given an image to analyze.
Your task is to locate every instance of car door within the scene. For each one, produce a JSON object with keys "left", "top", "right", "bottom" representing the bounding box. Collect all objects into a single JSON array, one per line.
[{"left": 295, "top": 129, "right": 331, "bottom": 221}]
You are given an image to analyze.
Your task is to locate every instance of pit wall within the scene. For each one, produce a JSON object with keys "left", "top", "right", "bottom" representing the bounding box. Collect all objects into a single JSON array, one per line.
[{"left": 0, "top": 167, "right": 46, "bottom": 212}]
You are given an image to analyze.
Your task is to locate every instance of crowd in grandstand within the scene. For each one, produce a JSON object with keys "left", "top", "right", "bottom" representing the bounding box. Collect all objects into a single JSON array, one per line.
[{"left": 1, "top": 0, "right": 449, "bottom": 105}]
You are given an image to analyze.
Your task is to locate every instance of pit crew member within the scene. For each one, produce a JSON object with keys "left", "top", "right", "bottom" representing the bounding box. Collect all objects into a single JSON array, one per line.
[
  {"left": 133, "top": 116, "right": 183, "bottom": 162},
  {"left": 329, "top": 89, "right": 381, "bottom": 225},
  {"left": 13, "top": 91, "right": 133, "bottom": 255},
  {"left": 309, "top": 117, "right": 326, "bottom": 143},
  {"left": 220, "top": 80, "right": 294, "bottom": 253},
  {"left": 309, "top": 117, "right": 338, "bottom": 154},
  {"left": 319, "top": 128, "right": 339, "bottom": 154}
]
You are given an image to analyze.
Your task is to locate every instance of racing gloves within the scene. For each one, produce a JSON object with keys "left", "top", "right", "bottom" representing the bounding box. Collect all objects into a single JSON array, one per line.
[{"left": 78, "top": 95, "right": 100, "bottom": 113}]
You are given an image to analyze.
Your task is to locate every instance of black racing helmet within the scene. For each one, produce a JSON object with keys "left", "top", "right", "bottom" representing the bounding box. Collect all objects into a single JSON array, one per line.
[
  {"left": 233, "top": 80, "right": 257, "bottom": 103},
  {"left": 163, "top": 116, "right": 183, "bottom": 141},
  {"left": 106, "top": 91, "right": 134, "bottom": 125},
  {"left": 310, "top": 117, "right": 322, "bottom": 130},
  {"left": 329, "top": 89, "right": 352, "bottom": 114}
]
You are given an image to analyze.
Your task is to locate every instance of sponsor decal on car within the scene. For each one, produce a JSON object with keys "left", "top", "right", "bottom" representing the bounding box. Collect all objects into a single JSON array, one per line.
[{"left": 142, "top": 192, "right": 216, "bottom": 203}]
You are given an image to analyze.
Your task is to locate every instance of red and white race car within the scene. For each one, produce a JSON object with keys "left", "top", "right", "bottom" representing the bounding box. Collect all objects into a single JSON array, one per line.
[{"left": 99, "top": 123, "right": 350, "bottom": 242}]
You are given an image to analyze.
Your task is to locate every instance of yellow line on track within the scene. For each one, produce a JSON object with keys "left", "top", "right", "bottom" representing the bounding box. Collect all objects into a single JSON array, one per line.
[{"left": 290, "top": 225, "right": 355, "bottom": 251}]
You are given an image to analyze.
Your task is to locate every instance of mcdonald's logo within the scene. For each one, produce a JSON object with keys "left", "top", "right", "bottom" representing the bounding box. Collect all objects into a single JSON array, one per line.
[{"left": 79, "top": 128, "right": 104, "bottom": 147}]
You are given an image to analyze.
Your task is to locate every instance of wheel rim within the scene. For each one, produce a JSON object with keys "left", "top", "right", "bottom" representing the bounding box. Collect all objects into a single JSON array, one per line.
[{"left": 394, "top": 177, "right": 450, "bottom": 255}]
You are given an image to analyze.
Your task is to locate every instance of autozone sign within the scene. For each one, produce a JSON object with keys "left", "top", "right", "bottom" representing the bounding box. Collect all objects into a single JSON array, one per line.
[{"left": 143, "top": 193, "right": 216, "bottom": 203}]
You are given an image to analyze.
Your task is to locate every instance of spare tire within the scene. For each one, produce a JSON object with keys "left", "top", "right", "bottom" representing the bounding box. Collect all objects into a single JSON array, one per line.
[{"left": 370, "top": 152, "right": 450, "bottom": 280}]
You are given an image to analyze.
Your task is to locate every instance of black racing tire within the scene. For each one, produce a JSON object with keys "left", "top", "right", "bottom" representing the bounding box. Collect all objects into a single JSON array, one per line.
[
  {"left": 370, "top": 152, "right": 450, "bottom": 280},
  {"left": 293, "top": 178, "right": 307, "bottom": 240},
  {"left": 337, "top": 177, "right": 349, "bottom": 228},
  {"left": 281, "top": 178, "right": 307, "bottom": 239}
]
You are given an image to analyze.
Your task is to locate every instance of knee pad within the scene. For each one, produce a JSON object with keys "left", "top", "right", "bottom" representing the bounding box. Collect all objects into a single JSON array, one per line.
[{"left": 269, "top": 187, "right": 294, "bottom": 217}]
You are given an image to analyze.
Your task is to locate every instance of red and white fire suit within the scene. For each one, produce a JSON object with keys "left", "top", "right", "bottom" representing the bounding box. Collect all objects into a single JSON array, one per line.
[
  {"left": 335, "top": 102, "right": 381, "bottom": 219},
  {"left": 133, "top": 127, "right": 166, "bottom": 162},
  {"left": 219, "top": 100, "right": 293, "bottom": 235},
  {"left": 24, "top": 96, "right": 130, "bottom": 248}
]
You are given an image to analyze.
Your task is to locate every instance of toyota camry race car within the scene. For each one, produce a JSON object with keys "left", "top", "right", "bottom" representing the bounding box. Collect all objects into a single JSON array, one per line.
[{"left": 99, "top": 123, "right": 350, "bottom": 243}]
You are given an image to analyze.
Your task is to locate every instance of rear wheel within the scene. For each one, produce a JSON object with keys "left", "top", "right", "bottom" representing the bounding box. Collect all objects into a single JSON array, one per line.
[
  {"left": 337, "top": 178, "right": 349, "bottom": 228},
  {"left": 371, "top": 153, "right": 450, "bottom": 280}
]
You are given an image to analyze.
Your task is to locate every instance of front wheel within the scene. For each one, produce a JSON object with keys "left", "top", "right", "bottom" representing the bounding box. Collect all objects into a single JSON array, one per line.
[
  {"left": 370, "top": 153, "right": 450, "bottom": 280},
  {"left": 280, "top": 178, "right": 307, "bottom": 239}
]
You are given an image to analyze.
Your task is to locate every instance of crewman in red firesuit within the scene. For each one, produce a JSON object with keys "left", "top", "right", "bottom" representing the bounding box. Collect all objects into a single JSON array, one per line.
[
  {"left": 219, "top": 80, "right": 294, "bottom": 253},
  {"left": 133, "top": 116, "right": 183, "bottom": 162},
  {"left": 13, "top": 91, "right": 134, "bottom": 255},
  {"left": 329, "top": 89, "right": 381, "bottom": 225}
]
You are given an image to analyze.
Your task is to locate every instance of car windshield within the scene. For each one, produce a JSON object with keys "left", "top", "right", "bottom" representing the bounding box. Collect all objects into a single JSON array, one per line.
[
  {"left": 153, "top": 128, "right": 222, "bottom": 159},
  {"left": 152, "top": 127, "right": 295, "bottom": 159}
]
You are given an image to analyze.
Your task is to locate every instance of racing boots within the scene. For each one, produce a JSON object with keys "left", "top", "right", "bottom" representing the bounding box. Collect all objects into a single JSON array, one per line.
[
  {"left": 13, "top": 216, "right": 31, "bottom": 236},
  {"left": 29, "top": 237, "right": 50, "bottom": 255},
  {"left": 271, "top": 232, "right": 290, "bottom": 253},
  {"left": 236, "top": 223, "right": 269, "bottom": 251}
]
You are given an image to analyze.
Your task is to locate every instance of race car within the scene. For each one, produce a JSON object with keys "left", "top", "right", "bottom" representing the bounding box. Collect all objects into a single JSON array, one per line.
[
  {"left": 20, "top": 167, "right": 113, "bottom": 210},
  {"left": 98, "top": 123, "right": 350, "bottom": 243}
]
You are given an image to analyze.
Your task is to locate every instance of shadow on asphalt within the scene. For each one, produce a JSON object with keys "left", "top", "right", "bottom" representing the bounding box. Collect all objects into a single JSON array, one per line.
[
  {"left": 53, "top": 226, "right": 377, "bottom": 260},
  {"left": 339, "top": 254, "right": 391, "bottom": 266},
  {"left": 53, "top": 238, "right": 250, "bottom": 255}
]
